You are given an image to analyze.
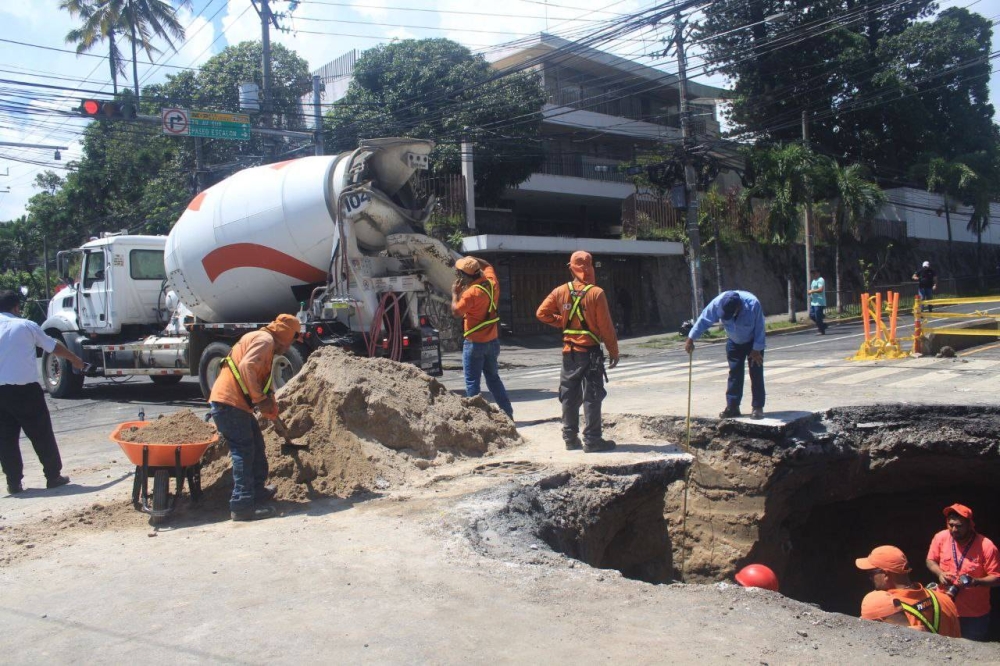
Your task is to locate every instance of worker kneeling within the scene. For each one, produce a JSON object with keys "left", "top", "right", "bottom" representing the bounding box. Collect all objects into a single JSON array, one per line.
[
  {"left": 855, "top": 545, "right": 961, "bottom": 637},
  {"left": 209, "top": 314, "right": 299, "bottom": 521},
  {"left": 536, "top": 251, "right": 619, "bottom": 452}
]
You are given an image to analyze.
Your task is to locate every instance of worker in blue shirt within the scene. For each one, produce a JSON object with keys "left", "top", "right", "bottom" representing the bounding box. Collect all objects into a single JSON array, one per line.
[{"left": 684, "top": 290, "right": 766, "bottom": 419}]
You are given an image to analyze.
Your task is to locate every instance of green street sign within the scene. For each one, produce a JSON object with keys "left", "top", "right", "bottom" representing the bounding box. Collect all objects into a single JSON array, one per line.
[{"left": 161, "top": 108, "right": 251, "bottom": 141}]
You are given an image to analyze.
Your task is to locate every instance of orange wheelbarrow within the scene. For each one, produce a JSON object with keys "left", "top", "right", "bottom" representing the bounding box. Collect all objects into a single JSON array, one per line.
[{"left": 110, "top": 421, "right": 219, "bottom": 525}]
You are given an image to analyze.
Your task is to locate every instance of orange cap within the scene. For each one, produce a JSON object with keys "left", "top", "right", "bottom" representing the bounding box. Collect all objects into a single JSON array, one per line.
[
  {"left": 855, "top": 546, "right": 911, "bottom": 574},
  {"left": 943, "top": 503, "right": 975, "bottom": 529},
  {"left": 861, "top": 591, "right": 902, "bottom": 620},
  {"left": 264, "top": 313, "right": 300, "bottom": 347},
  {"left": 455, "top": 257, "right": 480, "bottom": 275}
]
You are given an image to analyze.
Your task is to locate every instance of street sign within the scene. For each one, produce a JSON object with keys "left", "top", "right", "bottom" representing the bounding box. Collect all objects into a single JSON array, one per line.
[{"left": 161, "top": 108, "right": 251, "bottom": 141}]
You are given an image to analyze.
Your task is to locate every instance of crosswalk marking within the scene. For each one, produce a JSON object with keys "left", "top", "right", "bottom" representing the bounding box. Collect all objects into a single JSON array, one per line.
[
  {"left": 885, "top": 370, "right": 960, "bottom": 388},
  {"left": 827, "top": 366, "right": 913, "bottom": 385}
]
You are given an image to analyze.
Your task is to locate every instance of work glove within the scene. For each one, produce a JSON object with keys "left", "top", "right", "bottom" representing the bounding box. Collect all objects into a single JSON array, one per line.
[
  {"left": 256, "top": 396, "right": 279, "bottom": 421},
  {"left": 608, "top": 356, "right": 620, "bottom": 369}
]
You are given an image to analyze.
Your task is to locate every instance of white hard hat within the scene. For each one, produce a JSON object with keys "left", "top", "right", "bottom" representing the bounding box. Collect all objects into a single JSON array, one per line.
[{"left": 922, "top": 261, "right": 930, "bottom": 268}]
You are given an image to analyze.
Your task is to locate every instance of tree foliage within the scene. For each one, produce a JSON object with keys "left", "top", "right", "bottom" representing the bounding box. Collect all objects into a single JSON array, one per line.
[
  {"left": 740, "top": 143, "right": 820, "bottom": 243},
  {"left": 324, "top": 39, "right": 547, "bottom": 205},
  {"left": 701, "top": 3, "right": 996, "bottom": 177}
]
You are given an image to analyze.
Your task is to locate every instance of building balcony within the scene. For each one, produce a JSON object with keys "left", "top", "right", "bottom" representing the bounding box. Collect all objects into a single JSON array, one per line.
[{"left": 539, "top": 155, "right": 630, "bottom": 183}]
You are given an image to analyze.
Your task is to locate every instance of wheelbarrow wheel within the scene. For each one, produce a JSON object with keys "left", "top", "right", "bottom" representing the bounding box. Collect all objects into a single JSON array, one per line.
[{"left": 151, "top": 469, "right": 170, "bottom": 525}]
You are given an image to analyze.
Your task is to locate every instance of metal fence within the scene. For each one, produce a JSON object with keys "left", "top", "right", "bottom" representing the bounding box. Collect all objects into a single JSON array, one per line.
[{"left": 829, "top": 275, "right": 1000, "bottom": 319}]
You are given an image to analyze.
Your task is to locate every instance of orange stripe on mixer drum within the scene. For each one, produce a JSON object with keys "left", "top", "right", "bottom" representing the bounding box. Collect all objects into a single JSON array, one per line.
[
  {"left": 187, "top": 191, "right": 207, "bottom": 211},
  {"left": 201, "top": 243, "right": 327, "bottom": 284}
]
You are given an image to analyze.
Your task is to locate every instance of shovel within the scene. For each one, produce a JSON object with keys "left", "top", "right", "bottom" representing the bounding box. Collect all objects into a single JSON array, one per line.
[{"left": 270, "top": 416, "right": 309, "bottom": 452}]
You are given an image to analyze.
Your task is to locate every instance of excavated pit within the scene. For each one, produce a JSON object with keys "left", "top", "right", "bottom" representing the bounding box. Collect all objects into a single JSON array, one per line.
[{"left": 471, "top": 406, "right": 1000, "bottom": 634}]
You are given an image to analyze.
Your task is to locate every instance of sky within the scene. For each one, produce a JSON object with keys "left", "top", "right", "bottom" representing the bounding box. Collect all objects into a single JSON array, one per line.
[{"left": 0, "top": 0, "right": 997, "bottom": 222}]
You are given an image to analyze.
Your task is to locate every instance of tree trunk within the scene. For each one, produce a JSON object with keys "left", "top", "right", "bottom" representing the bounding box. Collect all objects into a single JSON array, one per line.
[
  {"left": 944, "top": 197, "right": 954, "bottom": 275},
  {"left": 108, "top": 30, "right": 118, "bottom": 95},
  {"left": 713, "top": 217, "right": 722, "bottom": 294},
  {"left": 977, "top": 227, "right": 984, "bottom": 290},
  {"left": 835, "top": 232, "right": 842, "bottom": 314},
  {"left": 130, "top": 9, "right": 140, "bottom": 99}
]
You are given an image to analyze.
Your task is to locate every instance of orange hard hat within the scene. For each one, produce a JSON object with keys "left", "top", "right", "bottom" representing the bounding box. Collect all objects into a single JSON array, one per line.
[{"left": 735, "top": 564, "right": 779, "bottom": 591}]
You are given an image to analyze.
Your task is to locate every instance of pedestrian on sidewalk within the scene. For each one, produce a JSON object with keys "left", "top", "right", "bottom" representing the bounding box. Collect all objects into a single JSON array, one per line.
[
  {"left": 856, "top": 545, "right": 961, "bottom": 637},
  {"left": 536, "top": 251, "right": 619, "bottom": 452},
  {"left": 685, "top": 290, "right": 766, "bottom": 420},
  {"left": 0, "top": 290, "right": 84, "bottom": 494},
  {"left": 808, "top": 267, "right": 828, "bottom": 335},
  {"left": 451, "top": 256, "right": 513, "bottom": 419},
  {"left": 912, "top": 261, "right": 937, "bottom": 312},
  {"left": 209, "top": 314, "right": 299, "bottom": 521},
  {"left": 925, "top": 503, "right": 1000, "bottom": 641}
]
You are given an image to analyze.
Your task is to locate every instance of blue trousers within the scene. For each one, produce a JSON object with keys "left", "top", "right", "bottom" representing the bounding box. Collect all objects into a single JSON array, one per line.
[
  {"left": 809, "top": 305, "right": 827, "bottom": 333},
  {"left": 210, "top": 402, "right": 269, "bottom": 512},
  {"left": 959, "top": 614, "right": 990, "bottom": 641},
  {"left": 462, "top": 339, "right": 513, "bottom": 418},
  {"left": 726, "top": 339, "right": 765, "bottom": 410}
]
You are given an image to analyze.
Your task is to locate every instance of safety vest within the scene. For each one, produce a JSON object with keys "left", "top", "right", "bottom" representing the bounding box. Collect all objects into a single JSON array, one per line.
[
  {"left": 221, "top": 355, "right": 272, "bottom": 408},
  {"left": 463, "top": 280, "right": 500, "bottom": 337},
  {"left": 563, "top": 282, "right": 601, "bottom": 345},
  {"left": 899, "top": 592, "right": 941, "bottom": 634}
]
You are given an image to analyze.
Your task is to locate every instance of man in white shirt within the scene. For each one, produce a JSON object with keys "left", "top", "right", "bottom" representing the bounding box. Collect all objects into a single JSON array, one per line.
[{"left": 0, "top": 290, "right": 85, "bottom": 494}]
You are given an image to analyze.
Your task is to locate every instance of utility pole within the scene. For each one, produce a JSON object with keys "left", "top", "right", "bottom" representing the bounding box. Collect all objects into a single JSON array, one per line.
[
  {"left": 461, "top": 136, "right": 476, "bottom": 231},
  {"left": 674, "top": 14, "right": 704, "bottom": 320},
  {"left": 194, "top": 137, "right": 206, "bottom": 192},
  {"left": 312, "top": 75, "right": 324, "bottom": 156},
  {"left": 258, "top": 0, "right": 277, "bottom": 160},
  {"left": 802, "top": 110, "right": 813, "bottom": 311}
]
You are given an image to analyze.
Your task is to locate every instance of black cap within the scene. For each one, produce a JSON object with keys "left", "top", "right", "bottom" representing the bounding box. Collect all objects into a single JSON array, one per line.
[{"left": 720, "top": 291, "right": 742, "bottom": 320}]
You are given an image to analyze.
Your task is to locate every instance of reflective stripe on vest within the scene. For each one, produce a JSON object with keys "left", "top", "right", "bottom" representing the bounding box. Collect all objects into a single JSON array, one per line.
[
  {"left": 899, "top": 592, "right": 940, "bottom": 634},
  {"left": 563, "top": 282, "right": 600, "bottom": 345},
  {"left": 463, "top": 281, "right": 501, "bottom": 337},
  {"left": 222, "top": 355, "right": 272, "bottom": 407}
]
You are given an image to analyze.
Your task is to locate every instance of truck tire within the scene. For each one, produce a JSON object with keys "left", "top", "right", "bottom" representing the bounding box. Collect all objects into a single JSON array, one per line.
[
  {"left": 41, "top": 338, "right": 85, "bottom": 399},
  {"left": 149, "top": 375, "right": 183, "bottom": 386},
  {"left": 271, "top": 344, "right": 306, "bottom": 391},
  {"left": 198, "top": 342, "right": 232, "bottom": 399}
]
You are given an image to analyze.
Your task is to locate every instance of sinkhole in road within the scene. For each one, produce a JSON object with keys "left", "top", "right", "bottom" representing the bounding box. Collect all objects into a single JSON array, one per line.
[{"left": 486, "top": 406, "right": 1000, "bottom": 623}]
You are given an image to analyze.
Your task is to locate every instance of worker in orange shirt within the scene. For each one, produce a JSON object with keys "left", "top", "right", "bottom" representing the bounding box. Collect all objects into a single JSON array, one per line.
[
  {"left": 209, "top": 314, "right": 299, "bottom": 521},
  {"left": 451, "top": 256, "right": 512, "bottom": 419},
  {"left": 536, "top": 251, "right": 619, "bottom": 452},
  {"left": 926, "top": 503, "right": 1000, "bottom": 641},
  {"left": 855, "top": 545, "right": 961, "bottom": 638}
]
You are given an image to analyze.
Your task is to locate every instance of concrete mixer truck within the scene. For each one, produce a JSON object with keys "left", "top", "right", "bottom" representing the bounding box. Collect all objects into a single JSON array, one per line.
[{"left": 41, "top": 138, "right": 458, "bottom": 399}]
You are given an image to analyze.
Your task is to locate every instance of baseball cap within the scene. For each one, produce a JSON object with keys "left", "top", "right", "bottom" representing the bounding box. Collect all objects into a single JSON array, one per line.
[
  {"left": 943, "top": 503, "right": 975, "bottom": 529},
  {"left": 720, "top": 291, "right": 742, "bottom": 320},
  {"left": 922, "top": 261, "right": 930, "bottom": 268},
  {"left": 855, "top": 545, "right": 911, "bottom": 574},
  {"left": 861, "top": 591, "right": 902, "bottom": 620},
  {"left": 455, "top": 257, "right": 480, "bottom": 275}
]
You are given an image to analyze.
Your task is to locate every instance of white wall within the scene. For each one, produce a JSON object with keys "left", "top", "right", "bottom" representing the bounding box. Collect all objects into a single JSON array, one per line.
[{"left": 880, "top": 188, "right": 1000, "bottom": 245}]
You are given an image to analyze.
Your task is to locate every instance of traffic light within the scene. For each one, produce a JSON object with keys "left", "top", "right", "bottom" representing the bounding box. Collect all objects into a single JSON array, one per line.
[{"left": 79, "top": 99, "right": 136, "bottom": 120}]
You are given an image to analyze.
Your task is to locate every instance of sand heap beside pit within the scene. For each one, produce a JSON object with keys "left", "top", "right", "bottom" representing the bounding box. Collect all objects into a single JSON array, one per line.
[{"left": 204, "top": 347, "right": 521, "bottom": 501}]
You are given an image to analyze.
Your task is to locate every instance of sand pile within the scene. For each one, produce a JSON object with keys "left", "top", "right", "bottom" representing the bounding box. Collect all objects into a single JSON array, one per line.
[
  {"left": 117, "top": 410, "right": 218, "bottom": 445},
  {"left": 203, "top": 347, "right": 521, "bottom": 502}
]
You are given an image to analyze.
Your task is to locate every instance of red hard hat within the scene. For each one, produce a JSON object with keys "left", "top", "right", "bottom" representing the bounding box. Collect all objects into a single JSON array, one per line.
[{"left": 735, "top": 564, "right": 779, "bottom": 591}]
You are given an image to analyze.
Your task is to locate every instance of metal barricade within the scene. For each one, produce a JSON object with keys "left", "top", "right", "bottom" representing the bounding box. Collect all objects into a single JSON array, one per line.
[
  {"left": 913, "top": 295, "right": 1000, "bottom": 354},
  {"left": 852, "top": 291, "right": 906, "bottom": 360}
]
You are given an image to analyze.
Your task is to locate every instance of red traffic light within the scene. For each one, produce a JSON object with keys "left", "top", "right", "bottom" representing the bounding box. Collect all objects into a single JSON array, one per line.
[{"left": 80, "top": 99, "right": 136, "bottom": 119}]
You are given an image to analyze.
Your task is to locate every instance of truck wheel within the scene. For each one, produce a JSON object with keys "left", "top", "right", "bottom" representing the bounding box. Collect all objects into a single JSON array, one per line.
[
  {"left": 150, "top": 375, "right": 183, "bottom": 386},
  {"left": 271, "top": 344, "right": 306, "bottom": 391},
  {"left": 41, "top": 342, "right": 84, "bottom": 399},
  {"left": 198, "top": 342, "right": 232, "bottom": 399}
]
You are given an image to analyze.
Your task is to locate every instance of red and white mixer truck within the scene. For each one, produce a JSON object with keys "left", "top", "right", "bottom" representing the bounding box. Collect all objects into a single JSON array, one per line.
[{"left": 41, "top": 138, "right": 458, "bottom": 398}]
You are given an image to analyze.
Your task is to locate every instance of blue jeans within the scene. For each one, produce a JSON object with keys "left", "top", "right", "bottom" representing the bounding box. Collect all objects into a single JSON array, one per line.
[
  {"left": 726, "top": 339, "right": 764, "bottom": 410},
  {"left": 809, "top": 305, "right": 826, "bottom": 333},
  {"left": 210, "top": 402, "right": 269, "bottom": 512},
  {"left": 959, "top": 614, "right": 990, "bottom": 641},
  {"left": 462, "top": 339, "right": 513, "bottom": 418}
]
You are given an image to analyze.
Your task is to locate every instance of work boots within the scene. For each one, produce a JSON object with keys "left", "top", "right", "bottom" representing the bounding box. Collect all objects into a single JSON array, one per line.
[
  {"left": 719, "top": 406, "right": 741, "bottom": 419},
  {"left": 46, "top": 475, "right": 70, "bottom": 489},
  {"left": 231, "top": 505, "right": 277, "bottom": 522},
  {"left": 583, "top": 439, "right": 616, "bottom": 453},
  {"left": 564, "top": 436, "right": 583, "bottom": 451}
]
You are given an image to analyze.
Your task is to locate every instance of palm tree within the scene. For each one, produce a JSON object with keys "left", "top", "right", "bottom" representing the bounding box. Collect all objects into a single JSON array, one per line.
[
  {"left": 926, "top": 157, "right": 977, "bottom": 272},
  {"left": 828, "top": 163, "right": 886, "bottom": 312},
  {"left": 61, "top": 0, "right": 127, "bottom": 95},
  {"left": 741, "top": 143, "right": 818, "bottom": 244},
  {"left": 120, "top": 0, "right": 191, "bottom": 99}
]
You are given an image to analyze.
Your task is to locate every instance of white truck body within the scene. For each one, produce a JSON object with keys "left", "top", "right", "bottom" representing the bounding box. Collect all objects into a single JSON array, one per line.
[{"left": 42, "top": 138, "right": 454, "bottom": 398}]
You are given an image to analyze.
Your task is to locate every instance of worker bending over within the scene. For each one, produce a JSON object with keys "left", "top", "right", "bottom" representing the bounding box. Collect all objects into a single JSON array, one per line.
[
  {"left": 855, "top": 545, "right": 961, "bottom": 637},
  {"left": 685, "top": 290, "right": 766, "bottom": 419},
  {"left": 926, "top": 503, "right": 1000, "bottom": 641},
  {"left": 451, "top": 256, "right": 513, "bottom": 419},
  {"left": 536, "top": 251, "right": 619, "bottom": 452},
  {"left": 209, "top": 314, "right": 299, "bottom": 521}
]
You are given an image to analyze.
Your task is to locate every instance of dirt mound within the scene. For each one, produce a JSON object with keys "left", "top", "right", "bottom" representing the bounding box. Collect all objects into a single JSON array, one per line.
[
  {"left": 200, "top": 347, "right": 521, "bottom": 502},
  {"left": 117, "top": 410, "right": 217, "bottom": 444}
]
